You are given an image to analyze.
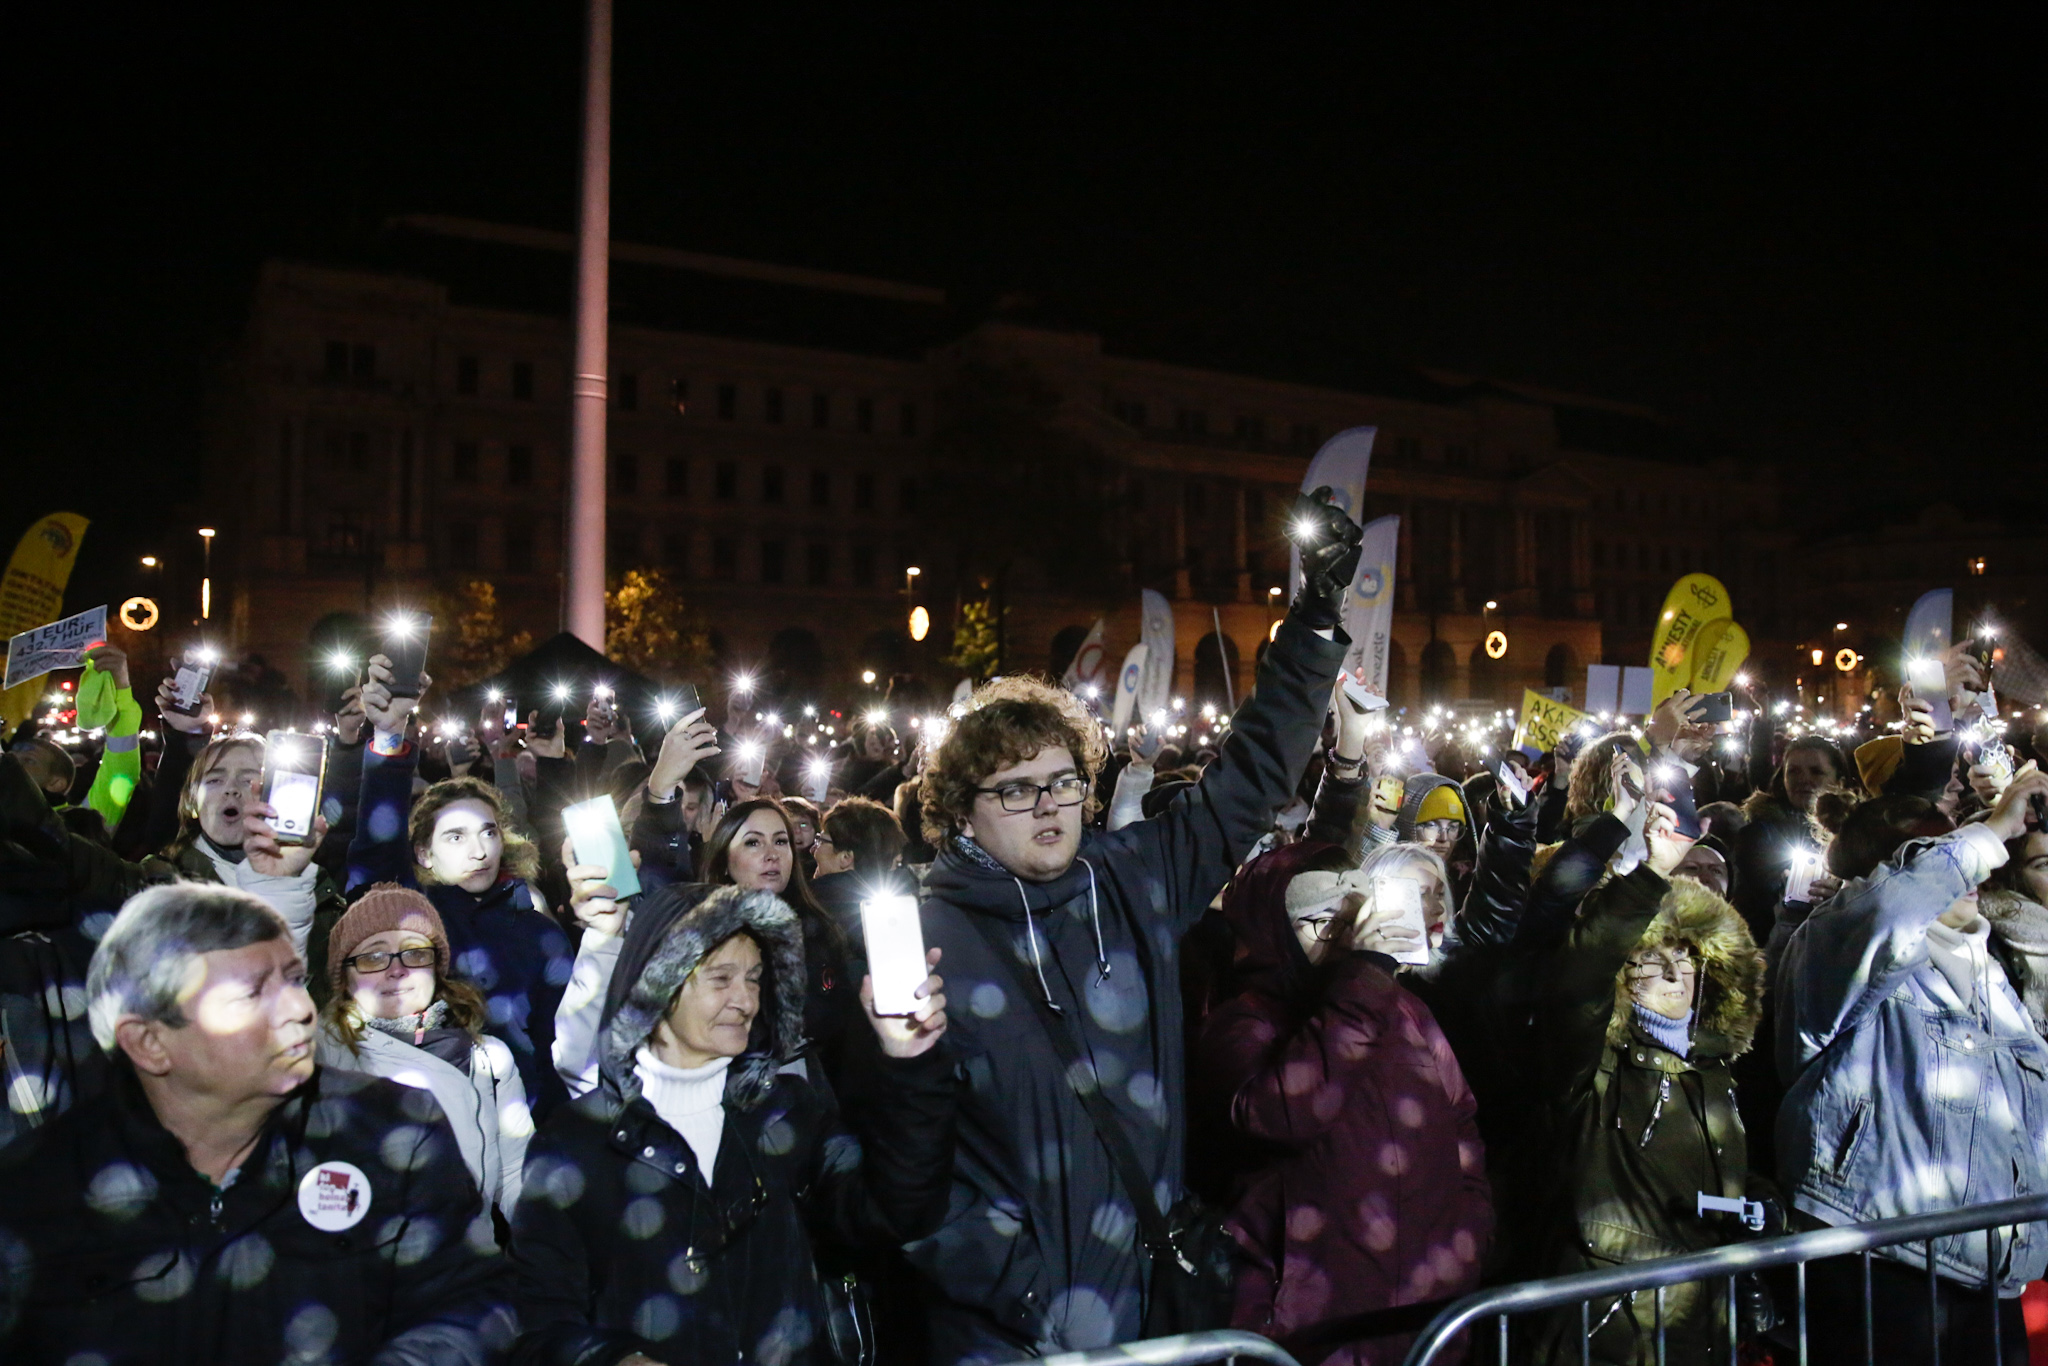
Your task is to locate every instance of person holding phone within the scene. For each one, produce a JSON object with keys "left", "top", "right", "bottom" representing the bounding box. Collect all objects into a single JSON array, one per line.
[{"left": 1195, "top": 839, "right": 1489, "bottom": 1365}]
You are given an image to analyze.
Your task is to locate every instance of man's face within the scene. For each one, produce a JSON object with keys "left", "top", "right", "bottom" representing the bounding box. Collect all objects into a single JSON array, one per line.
[
  {"left": 416, "top": 797, "right": 504, "bottom": 893},
  {"left": 1675, "top": 845, "right": 1730, "bottom": 897},
  {"left": 679, "top": 786, "right": 705, "bottom": 827},
  {"left": 137, "top": 937, "right": 316, "bottom": 1098},
  {"left": 196, "top": 745, "right": 264, "bottom": 848},
  {"left": 960, "top": 745, "right": 1084, "bottom": 884},
  {"left": 1784, "top": 749, "right": 1837, "bottom": 811}
]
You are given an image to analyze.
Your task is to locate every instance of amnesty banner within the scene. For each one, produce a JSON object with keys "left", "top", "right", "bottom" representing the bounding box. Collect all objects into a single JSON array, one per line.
[
  {"left": 0, "top": 512, "right": 91, "bottom": 736},
  {"left": 1649, "top": 573, "right": 1732, "bottom": 708},
  {"left": 1514, "top": 687, "right": 1591, "bottom": 753},
  {"left": 1688, "top": 618, "right": 1751, "bottom": 695}
]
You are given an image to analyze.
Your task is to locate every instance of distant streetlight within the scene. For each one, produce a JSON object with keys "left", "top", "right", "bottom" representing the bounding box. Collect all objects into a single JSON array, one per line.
[
  {"left": 861, "top": 669, "right": 877, "bottom": 686},
  {"left": 140, "top": 555, "right": 158, "bottom": 568},
  {"left": 198, "top": 528, "right": 217, "bottom": 620}
]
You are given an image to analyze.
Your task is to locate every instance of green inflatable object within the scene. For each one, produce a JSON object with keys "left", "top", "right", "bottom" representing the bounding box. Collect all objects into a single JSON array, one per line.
[{"left": 74, "top": 662, "right": 118, "bottom": 730}]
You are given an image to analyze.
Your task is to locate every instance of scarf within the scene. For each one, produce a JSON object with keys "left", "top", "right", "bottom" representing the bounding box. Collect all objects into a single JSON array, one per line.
[
  {"left": 951, "top": 833, "right": 1010, "bottom": 876},
  {"left": 363, "top": 999, "right": 451, "bottom": 1045},
  {"left": 1632, "top": 1004, "right": 1695, "bottom": 1059}
]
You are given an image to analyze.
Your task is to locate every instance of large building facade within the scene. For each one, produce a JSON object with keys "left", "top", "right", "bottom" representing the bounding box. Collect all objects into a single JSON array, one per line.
[{"left": 201, "top": 216, "right": 1791, "bottom": 714}]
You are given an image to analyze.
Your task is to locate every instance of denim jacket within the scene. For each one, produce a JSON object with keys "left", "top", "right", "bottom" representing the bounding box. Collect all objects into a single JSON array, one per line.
[{"left": 1775, "top": 823, "right": 2048, "bottom": 1295}]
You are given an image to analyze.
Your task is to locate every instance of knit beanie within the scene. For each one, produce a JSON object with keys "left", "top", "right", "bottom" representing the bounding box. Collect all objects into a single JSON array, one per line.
[
  {"left": 328, "top": 884, "right": 451, "bottom": 998},
  {"left": 1855, "top": 736, "right": 1904, "bottom": 794},
  {"left": 1414, "top": 782, "right": 1467, "bottom": 828}
]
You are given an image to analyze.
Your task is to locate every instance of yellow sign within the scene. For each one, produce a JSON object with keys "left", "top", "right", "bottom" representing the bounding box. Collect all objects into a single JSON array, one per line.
[
  {"left": 1835, "top": 647, "right": 1859, "bottom": 672},
  {"left": 1513, "top": 687, "right": 1591, "bottom": 753},
  {"left": 1484, "top": 630, "right": 1508, "bottom": 660},
  {"left": 1649, "top": 573, "right": 1732, "bottom": 708},
  {"left": 120, "top": 596, "right": 160, "bottom": 631},
  {"left": 1688, "top": 619, "right": 1751, "bottom": 694},
  {"left": 909, "top": 606, "right": 931, "bottom": 642},
  {"left": 0, "top": 512, "right": 91, "bottom": 735}
]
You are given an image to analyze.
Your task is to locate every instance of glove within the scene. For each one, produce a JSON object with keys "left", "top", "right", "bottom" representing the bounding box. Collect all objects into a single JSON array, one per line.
[{"left": 1287, "top": 486, "right": 1364, "bottom": 631}]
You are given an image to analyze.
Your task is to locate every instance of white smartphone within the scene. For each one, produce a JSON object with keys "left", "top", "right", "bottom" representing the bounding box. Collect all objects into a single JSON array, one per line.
[
  {"left": 860, "top": 893, "right": 928, "bottom": 1016},
  {"left": 1784, "top": 844, "right": 1827, "bottom": 906},
  {"left": 1372, "top": 874, "right": 1433, "bottom": 966},
  {"left": 261, "top": 730, "right": 327, "bottom": 845},
  {"left": 736, "top": 745, "right": 767, "bottom": 787},
  {"left": 562, "top": 795, "right": 642, "bottom": 900},
  {"left": 1340, "top": 671, "right": 1389, "bottom": 711},
  {"left": 168, "top": 654, "right": 214, "bottom": 716},
  {"left": 1496, "top": 761, "right": 1530, "bottom": 811},
  {"left": 1905, "top": 657, "right": 1952, "bottom": 733}
]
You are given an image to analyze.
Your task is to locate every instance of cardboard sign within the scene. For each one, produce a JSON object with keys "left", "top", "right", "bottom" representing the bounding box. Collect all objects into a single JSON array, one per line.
[
  {"left": 1584, "top": 663, "right": 1620, "bottom": 715},
  {"left": 5, "top": 605, "right": 107, "bottom": 691},
  {"left": 1514, "top": 687, "right": 1592, "bottom": 754}
]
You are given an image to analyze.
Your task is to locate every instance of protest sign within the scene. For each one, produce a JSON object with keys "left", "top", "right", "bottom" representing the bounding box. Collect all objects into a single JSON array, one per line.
[
  {"left": 1514, "top": 687, "right": 1591, "bottom": 753},
  {"left": 1649, "top": 572, "right": 1732, "bottom": 707},
  {"left": 6, "top": 605, "right": 108, "bottom": 692},
  {"left": 0, "top": 512, "right": 90, "bottom": 733}
]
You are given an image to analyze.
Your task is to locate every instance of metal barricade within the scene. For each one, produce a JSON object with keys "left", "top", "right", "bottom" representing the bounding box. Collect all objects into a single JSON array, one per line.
[
  {"left": 1036, "top": 1330, "right": 1303, "bottom": 1366},
  {"left": 1398, "top": 1192, "right": 2048, "bottom": 1366}
]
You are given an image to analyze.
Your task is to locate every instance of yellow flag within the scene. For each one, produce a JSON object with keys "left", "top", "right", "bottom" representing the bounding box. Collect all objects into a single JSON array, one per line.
[
  {"left": 1514, "top": 687, "right": 1591, "bottom": 753},
  {"left": 1688, "top": 619, "right": 1751, "bottom": 695},
  {"left": 0, "top": 512, "right": 91, "bottom": 736},
  {"left": 1649, "top": 573, "right": 1732, "bottom": 708}
]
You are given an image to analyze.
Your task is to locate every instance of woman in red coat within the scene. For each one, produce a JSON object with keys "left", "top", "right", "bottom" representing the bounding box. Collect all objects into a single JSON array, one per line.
[{"left": 1197, "top": 840, "right": 1493, "bottom": 1364}]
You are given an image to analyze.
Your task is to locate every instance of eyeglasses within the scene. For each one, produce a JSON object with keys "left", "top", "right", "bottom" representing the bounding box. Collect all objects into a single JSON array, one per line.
[
  {"left": 344, "top": 947, "right": 438, "bottom": 975},
  {"left": 975, "top": 775, "right": 1090, "bottom": 813},
  {"left": 812, "top": 833, "right": 835, "bottom": 849},
  {"left": 1293, "top": 914, "right": 1341, "bottom": 943},
  {"left": 1626, "top": 949, "right": 1696, "bottom": 979}
]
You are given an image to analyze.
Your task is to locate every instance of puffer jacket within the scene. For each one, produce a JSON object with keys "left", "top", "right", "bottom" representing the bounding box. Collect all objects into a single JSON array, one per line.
[
  {"left": 1775, "top": 824, "right": 2048, "bottom": 1295},
  {"left": 508, "top": 884, "right": 958, "bottom": 1366},
  {"left": 1538, "top": 869, "right": 1765, "bottom": 1363},
  {"left": 1199, "top": 842, "right": 1491, "bottom": 1365}
]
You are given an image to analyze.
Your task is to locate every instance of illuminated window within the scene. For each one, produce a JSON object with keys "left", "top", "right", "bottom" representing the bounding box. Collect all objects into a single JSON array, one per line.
[{"left": 1969, "top": 556, "right": 1988, "bottom": 575}]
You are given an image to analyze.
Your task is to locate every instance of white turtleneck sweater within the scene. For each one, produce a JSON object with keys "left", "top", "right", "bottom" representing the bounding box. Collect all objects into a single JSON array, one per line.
[{"left": 634, "top": 1047, "right": 731, "bottom": 1180}]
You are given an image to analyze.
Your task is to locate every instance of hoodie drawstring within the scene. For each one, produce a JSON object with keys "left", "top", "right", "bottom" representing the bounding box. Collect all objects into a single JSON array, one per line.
[
  {"left": 1013, "top": 878, "right": 1065, "bottom": 1014},
  {"left": 1080, "top": 857, "right": 1112, "bottom": 983}
]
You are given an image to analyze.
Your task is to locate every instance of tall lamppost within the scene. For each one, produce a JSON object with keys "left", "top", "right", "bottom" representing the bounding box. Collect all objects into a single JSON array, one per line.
[
  {"left": 563, "top": 0, "right": 613, "bottom": 649},
  {"left": 198, "top": 528, "right": 216, "bottom": 621}
]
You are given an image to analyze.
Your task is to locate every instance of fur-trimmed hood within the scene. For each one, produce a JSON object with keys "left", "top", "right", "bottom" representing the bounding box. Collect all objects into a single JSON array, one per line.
[
  {"left": 1604, "top": 875, "right": 1764, "bottom": 1059},
  {"left": 600, "top": 885, "right": 808, "bottom": 1113}
]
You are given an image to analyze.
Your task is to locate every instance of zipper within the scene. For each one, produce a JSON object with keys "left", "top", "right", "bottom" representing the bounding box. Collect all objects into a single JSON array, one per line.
[{"left": 209, "top": 1186, "right": 224, "bottom": 1229}]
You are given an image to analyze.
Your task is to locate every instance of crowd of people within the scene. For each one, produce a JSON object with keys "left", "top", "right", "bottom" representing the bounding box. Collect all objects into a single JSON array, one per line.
[{"left": 2, "top": 491, "right": 2046, "bottom": 1366}]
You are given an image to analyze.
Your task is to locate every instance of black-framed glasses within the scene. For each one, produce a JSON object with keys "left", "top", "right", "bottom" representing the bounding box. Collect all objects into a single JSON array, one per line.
[
  {"left": 344, "top": 947, "right": 438, "bottom": 975},
  {"left": 975, "top": 775, "right": 1089, "bottom": 813},
  {"left": 1292, "top": 913, "right": 1342, "bottom": 943}
]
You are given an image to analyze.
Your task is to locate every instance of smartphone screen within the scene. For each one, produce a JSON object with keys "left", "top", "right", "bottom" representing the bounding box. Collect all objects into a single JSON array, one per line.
[
  {"left": 1784, "top": 844, "right": 1827, "bottom": 905},
  {"left": 1906, "top": 657, "right": 1952, "bottom": 733},
  {"left": 1496, "top": 761, "right": 1530, "bottom": 810},
  {"left": 674, "top": 683, "right": 703, "bottom": 719},
  {"left": 1372, "top": 875, "right": 1432, "bottom": 966},
  {"left": 168, "top": 657, "right": 214, "bottom": 715},
  {"left": 502, "top": 699, "right": 519, "bottom": 731},
  {"left": 381, "top": 614, "right": 432, "bottom": 700},
  {"left": 736, "top": 746, "right": 767, "bottom": 787},
  {"left": 562, "top": 795, "right": 642, "bottom": 900},
  {"left": 261, "top": 730, "right": 328, "bottom": 845},
  {"left": 804, "top": 762, "right": 831, "bottom": 804},
  {"left": 861, "top": 893, "right": 929, "bottom": 1016},
  {"left": 1689, "top": 691, "right": 1734, "bottom": 725}
]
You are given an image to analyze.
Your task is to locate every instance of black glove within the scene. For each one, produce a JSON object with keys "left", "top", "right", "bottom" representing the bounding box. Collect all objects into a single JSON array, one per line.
[{"left": 1287, "top": 486, "right": 1364, "bottom": 631}]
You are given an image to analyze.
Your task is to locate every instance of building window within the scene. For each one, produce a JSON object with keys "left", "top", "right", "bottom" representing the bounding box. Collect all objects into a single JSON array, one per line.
[
  {"left": 351, "top": 345, "right": 376, "bottom": 380},
  {"left": 761, "top": 540, "right": 786, "bottom": 584},
  {"left": 717, "top": 384, "right": 737, "bottom": 420},
  {"left": 764, "top": 387, "right": 784, "bottom": 424},
  {"left": 712, "top": 537, "right": 737, "bottom": 580},
  {"left": 854, "top": 472, "right": 875, "bottom": 511},
  {"left": 810, "top": 470, "right": 830, "bottom": 507},
  {"left": 901, "top": 402, "right": 919, "bottom": 437},
  {"left": 611, "top": 452, "right": 638, "bottom": 496},
  {"left": 451, "top": 441, "right": 479, "bottom": 483},
  {"left": 325, "top": 516, "right": 363, "bottom": 555},
  {"left": 1176, "top": 407, "right": 1208, "bottom": 436},
  {"left": 504, "top": 521, "right": 535, "bottom": 568},
  {"left": 448, "top": 523, "right": 479, "bottom": 569},
  {"left": 856, "top": 397, "right": 874, "bottom": 434},
  {"left": 512, "top": 362, "right": 534, "bottom": 400},
  {"left": 456, "top": 355, "right": 479, "bottom": 395},
  {"left": 715, "top": 461, "right": 737, "bottom": 499},
  {"left": 671, "top": 377, "right": 689, "bottom": 413},
  {"left": 812, "top": 392, "right": 830, "bottom": 428},
  {"left": 618, "top": 372, "right": 638, "bottom": 411},
  {"left": 1234, "top": 415, "right": 1264, "bottom": 444},
  {"left": 899, "top": 477, "right": 919, "bottom": 513},
  {"left": 852, "top": 544, "right": 876, "bottom": 586},
  {"left": 608, "top": 527, "right": 639, "bottom": 569},
  {"left": 762, "top": 466, "right": 785, "bottom": 505},
  {"left": 1113, "top": 398, "right": 1147, "bottom": 427},
  {"left": 662, "top": 531, "right": 690, "bottom": 571},
  {"left": 324, "top": 341, "right": 348, "bottom": 377},
  {"left": 507, "top": 444, "right": 534, "bottom": 487},
  {"left": 806, "top": 542, "right": 830, "bottom": 586},
  {"left": 665, "top": 457, "right": 688, "bottom": 498}
]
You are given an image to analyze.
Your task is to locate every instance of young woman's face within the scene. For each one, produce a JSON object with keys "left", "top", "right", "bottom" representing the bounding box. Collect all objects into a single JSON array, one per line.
[
  {"left": 2016, "top": 833, "right": 2048, "bottom": 907},
  {"left": 417, "top": 798, "right": 503, "bottom": 893},
  {"left": 344, "top": 929, "right": 438, "bottom": 1020},
  {"left": 726, "top": 809, "right": 792, "bottom": 893},
  {"left": 1784, "top": 749, "right": 1838, "bottom": 811},
  {"left": 1627, "top": 939, "right": 1697, "bottom": 1021},
  {"left": 195, "top": 743, "right": 264, "bottom": 848},
  {"left": 654, "top": 933, "right": 762, "bottom": 1067}
]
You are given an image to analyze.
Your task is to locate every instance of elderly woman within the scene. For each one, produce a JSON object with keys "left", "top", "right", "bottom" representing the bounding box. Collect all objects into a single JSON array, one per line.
[
  {"left": 316, "top": 883, "right": 531, "bottom": 1222},
  {"left": 1197, "top": 840, "right": 1491, "bottom": 1365},
  {"left": 508, "top": 882, "right": 956, "bottom": 1366}
]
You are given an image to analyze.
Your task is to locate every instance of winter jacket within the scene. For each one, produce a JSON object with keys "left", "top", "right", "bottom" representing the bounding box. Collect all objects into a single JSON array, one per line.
[
  {"left": 1199, "top": 842, "right": 1491, "bottom": 1365},
  {"left": 1730, "top": 789, "right": 1814, "bottom": 945},
  {"left": 1983, "top": 884, "right": 2048, "bottom": 1038},
  {"left": 0, "top": 1062, "right": 517, "bottom": 1365},
  {"left": 316, "top": 1020, "right": 531, "bottom": 1217},
  {"left": 1538, "top": 869, "right": 1765, "bottom": 1363},
  {"left": 508, "top": 884, "right": 958, "bottom": 1366},
  {"left": 907, "top": 614, "right": 1344, "bottom": 1362},
  {"left": 347, "top": 741, "right": 574, "bottom": 1119},
  {"left": 1775, "top": 824, "right": 2048, "bottom": 1296}
]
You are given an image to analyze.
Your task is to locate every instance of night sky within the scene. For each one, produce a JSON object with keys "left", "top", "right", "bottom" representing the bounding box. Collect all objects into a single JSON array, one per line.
[{"left": 7, "top": 5, "right": 2040, "bottom": 609}]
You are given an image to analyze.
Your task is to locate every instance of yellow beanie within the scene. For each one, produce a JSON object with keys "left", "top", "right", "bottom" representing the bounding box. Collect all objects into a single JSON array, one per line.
[
  {"left": 1416, "top": 783, "right": 1467, "bottom": 828},
  {"left": 1855, "top": 736, "right": 1903, "bottom": 794}
]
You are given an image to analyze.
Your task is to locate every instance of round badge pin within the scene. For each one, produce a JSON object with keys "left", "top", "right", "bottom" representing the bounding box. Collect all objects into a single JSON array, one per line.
[{"left": 298, "top": 1160, "right": 372, "bottom": 1232}]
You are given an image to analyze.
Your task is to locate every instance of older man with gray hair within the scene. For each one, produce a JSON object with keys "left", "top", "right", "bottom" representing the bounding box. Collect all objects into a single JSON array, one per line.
[{"left": 0, "top": 882, "right": 516, "bottom": 1366}]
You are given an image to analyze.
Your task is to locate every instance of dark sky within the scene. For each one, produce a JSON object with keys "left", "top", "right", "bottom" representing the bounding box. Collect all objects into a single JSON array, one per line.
[{"left": 7, "top": 5, "right": 2041, "bottom": 599}]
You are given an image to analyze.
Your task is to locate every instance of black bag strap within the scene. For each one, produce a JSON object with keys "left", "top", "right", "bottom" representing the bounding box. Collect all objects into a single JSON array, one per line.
[{"left": 964, "top": 911, "right": 1191, "bottom": 1270}]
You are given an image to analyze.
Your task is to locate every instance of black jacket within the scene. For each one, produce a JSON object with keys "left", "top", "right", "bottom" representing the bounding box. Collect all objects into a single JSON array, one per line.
[
  {"left": 509, "top": 884, "right": 958, "bottom": 1366},
  {"left": 0, "top": 1064, "right": 516, "bottom": 1365},
  {"left": 908, "top": 615, "right": 1343, "bottom": 1362}
]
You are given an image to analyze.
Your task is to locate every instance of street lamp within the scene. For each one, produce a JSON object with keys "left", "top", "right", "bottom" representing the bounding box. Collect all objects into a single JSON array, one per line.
[
  {"left": 197, "top": 528, "right": 217, "bottom": 620},
  {"left": 140, "top": 555, "right": 157, "bottom": 568}
]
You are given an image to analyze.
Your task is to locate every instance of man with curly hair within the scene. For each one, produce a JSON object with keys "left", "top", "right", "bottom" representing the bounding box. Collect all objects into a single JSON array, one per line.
[{"left": 906, "top": 494, "right": 1361, "bottom": 1362}]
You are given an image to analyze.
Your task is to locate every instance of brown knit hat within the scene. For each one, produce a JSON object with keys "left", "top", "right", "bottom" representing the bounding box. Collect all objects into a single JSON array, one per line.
[{"left": 328, "top": 884, "right": 451, "bottom": 998}]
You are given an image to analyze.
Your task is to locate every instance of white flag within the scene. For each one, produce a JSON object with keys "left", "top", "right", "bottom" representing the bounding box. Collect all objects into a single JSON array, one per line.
[
  {"left": 1060, "top": 619, "right": 1107, "bottom": 695},
  {"left": 1344, "top": 516, "right": 1399, "bottom": 697},
  {"left": 1138, "top": 589, "right": 1175, "bottom": 717},
  {"left": 1110, "top": 642, "right": 1148, "bottom": 736}
]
